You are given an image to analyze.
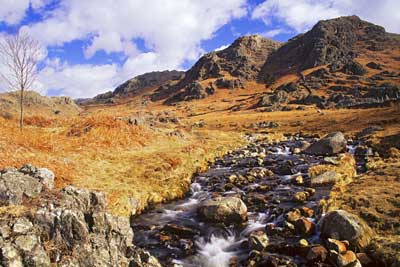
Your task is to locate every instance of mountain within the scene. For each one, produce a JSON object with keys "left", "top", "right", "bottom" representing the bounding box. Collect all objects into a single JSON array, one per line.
[
  {"left": 78, "top": 70, "right": 184, "bottom": 105},
  {"left": 258, "top": 15, "right": 400, "bottom": 82},
  {"left": 151, "top": 35, "right": 281, "bottom": 102},
  {"left": 0, "top": 91, "right": 81, "bottom": 119}
]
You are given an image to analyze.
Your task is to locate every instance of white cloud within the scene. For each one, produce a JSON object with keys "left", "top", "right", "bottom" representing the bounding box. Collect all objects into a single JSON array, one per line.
[
  {"left": 0, "top": 0, "right": 30, "bottom": 25},
  {"left": 0, "top": 0, "right": 51, "bottom": 25},
  {"left": 252, "top": 0, "right": 400, "bottom": 34},
  {"left": 15, "top": 0, "right": 247, "bottom": 97},
  {"left": 262, "top": 28, "right": 288, "bottom": 38},
  {"left": 36, "top": 59, "right": 119, "bottom": 98}
]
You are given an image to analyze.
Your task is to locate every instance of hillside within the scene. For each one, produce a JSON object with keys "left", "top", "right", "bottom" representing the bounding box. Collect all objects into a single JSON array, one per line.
[{"left": 0, "top": 90, "right": 81, "bottom": 119}]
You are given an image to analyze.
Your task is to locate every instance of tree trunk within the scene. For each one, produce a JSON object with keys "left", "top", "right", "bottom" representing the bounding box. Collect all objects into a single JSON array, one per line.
[{"left": 19, "top": 88, "right": 24, "bottom": 132}]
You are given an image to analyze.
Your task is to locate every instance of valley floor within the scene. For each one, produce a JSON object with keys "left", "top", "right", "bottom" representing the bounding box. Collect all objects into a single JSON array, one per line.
[{"left": 1, "top": 103, "right": 399, "bottom": 264}]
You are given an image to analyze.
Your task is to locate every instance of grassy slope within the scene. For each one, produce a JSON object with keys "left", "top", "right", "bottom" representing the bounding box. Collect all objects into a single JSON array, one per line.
[{"left": 0, "top": 115, "right": 244, "bottom": 216}]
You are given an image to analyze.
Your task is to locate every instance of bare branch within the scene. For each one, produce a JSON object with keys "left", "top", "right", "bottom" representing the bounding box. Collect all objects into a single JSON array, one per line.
[{"left": 0, "top": 32, "right": 41, "bottom": 130}]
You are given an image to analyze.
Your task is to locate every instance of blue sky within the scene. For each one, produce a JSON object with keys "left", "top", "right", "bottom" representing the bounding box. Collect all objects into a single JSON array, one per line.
[{"left": 0, "top": 0, "right": 399, "bottom": 98}]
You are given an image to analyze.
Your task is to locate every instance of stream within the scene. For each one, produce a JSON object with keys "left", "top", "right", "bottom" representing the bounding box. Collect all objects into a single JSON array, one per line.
[{"left": 131, "top": 134, "right": 366, "bottom": 267}]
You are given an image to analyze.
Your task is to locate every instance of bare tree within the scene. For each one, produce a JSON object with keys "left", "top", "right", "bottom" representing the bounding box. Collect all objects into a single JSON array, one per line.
[{"left": 0, "top": 32, "right": 41, "bottom": 131}]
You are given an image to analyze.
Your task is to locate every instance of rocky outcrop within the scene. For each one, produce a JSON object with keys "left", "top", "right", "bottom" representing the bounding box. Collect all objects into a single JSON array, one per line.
[
  {"left": 305, "top": 132, "right": 347, "bottom": 156},
  {"left": 198, "top": 197, "right": 247, "bottom": 224},
  {"left": 0, "top": 166, "right": 161, "bottom": 267}
]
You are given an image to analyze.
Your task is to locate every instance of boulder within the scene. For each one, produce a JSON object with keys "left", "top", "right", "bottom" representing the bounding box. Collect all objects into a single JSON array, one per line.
[
  {"left": 321, "top": 210, "right": 374, "bottom": 249},
  {"left": 305, "top": 132, "right": 347, "bottom": 156},
  {"left": 198, "top": 197, "right": 247, "bottom": 224},
  {"left": 294, "top": 218, "right": 315, "bottom": 236},
  {"left": 306, "top": 245, "right": 328, "bottom": 262}
]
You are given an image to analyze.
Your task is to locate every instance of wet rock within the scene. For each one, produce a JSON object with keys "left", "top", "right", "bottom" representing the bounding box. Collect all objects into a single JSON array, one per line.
[
  {"left": 330, "top": 250, "right": 358, "bottom": 267},
  {"left": 299, "top": 239, "right": 309, "bottom": 247},
  {"left": 294, "top": 218, "right": 315, "bottom": 236},
  {"left": 300, "top": 207, "right": 314, "bottom": 218},
  {"left": 249, "top": 230, "right": 269, "bottom": 251},
  {"left": 356, "top": 252, "right": 373, "bottom": 266},
  {"left": 326, "top": 238, "right": 347, "bottom": 254},
  {"left": 258, "top": 253, "right": 297, "bottom": 267},
  {"left": 162, "top": 223, "right": 200, "bottom": 238},
  {"left": 293, "top": 191, "right": 309, "bottom": 203},
  {"left": 306, "top": 245, "right": 328, "bottom": 262},
  {"left": 305, "top": 132, "right": 347, "bottom": 156},
  {"left": 321, "top": 210, "right": 374, "bottom": 249},
  {"left": 310, "top": 171, "right": 339, "bottom": 186},
  {"left": 285, "top": 209, "right": 302, "bottom": 223},
  {"left": 292, "top": 175, "right": 304, "bottom": 185},
  {"left": 198, "top": 197, "right": 247, "bottom": 224}
]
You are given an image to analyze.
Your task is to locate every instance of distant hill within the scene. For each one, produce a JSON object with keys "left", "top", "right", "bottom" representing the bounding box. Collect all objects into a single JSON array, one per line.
[
  {"left": 0, "top": 91, "right": 81, "bottom": 119},
  {"left": 77, "top": 70, "right": 184, "bottom": 105}
]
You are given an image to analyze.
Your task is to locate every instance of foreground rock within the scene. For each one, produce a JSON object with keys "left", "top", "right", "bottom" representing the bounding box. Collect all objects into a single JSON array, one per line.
[
  {"left": 198, "top": 197, "right": 247, "bottom": 224},
  {"left": 305, "top": 132, "right": 347, "bottom": 155},
  {"left": 321, "top": 210, "right": 374, "bottom": 250},
  {"left": 0, "top": 166, "right": 161, "bottom": 267}
]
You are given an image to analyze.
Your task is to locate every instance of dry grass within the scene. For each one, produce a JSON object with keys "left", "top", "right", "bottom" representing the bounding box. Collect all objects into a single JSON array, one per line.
[{"left": 0, "top": 115, "right": 244, "bottom": 216}]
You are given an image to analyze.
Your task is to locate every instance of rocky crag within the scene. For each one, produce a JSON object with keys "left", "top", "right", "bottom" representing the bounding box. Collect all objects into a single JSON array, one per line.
[{"left": 0, "top": 165, "right": 161, "bottom": 267}]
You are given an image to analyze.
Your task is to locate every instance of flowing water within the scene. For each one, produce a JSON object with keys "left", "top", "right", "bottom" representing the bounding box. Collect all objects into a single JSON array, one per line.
[{"left": 132, "top": 135, "right": 366, "bottom": 267}]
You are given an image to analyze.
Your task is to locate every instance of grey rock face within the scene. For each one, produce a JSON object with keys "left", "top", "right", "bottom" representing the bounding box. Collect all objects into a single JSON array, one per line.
[
  {"left": 0, "top": 169, "right": 43, "bottom": 205},
  {"left": 305, "top": 132, "right": 347, "bottom": 156},
  {"left": 0, "top": 166, "right": 161, "bottom": 267}
]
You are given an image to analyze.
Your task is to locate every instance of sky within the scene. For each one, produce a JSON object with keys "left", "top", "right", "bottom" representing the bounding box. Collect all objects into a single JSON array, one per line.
[{"left": 0, "top": 0, "right": 399, "bottom": 98}]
